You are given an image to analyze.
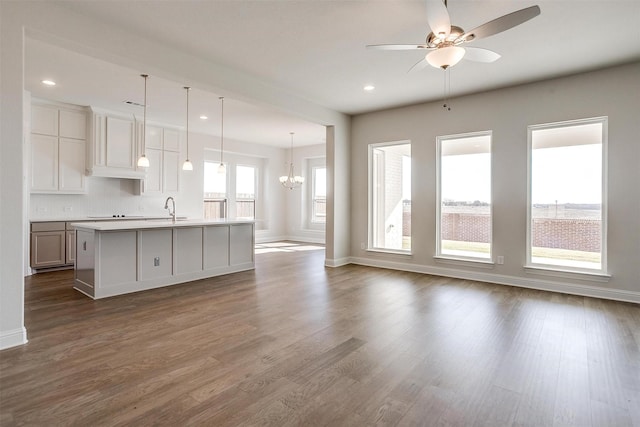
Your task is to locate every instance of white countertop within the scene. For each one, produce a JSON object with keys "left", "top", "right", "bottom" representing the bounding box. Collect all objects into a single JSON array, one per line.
[
  {"left": 31, "top": 216, "right": 175, "bottom": 223},
  {"left": 71, "top": 218, "right": 254, "bottom": 231}
]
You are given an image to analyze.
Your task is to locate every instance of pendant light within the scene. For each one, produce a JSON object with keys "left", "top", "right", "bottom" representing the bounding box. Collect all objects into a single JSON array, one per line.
[
  {"left": 182, "top": 86, "right": 193, "bottom": 171},
  {"left": 137, "top": 74, "right": 150, "bottom": 168},
  {"left": 218, "top": 96, "right": 226, "bottom": 175},
  {"left": 279, "top": 132, "right": 304, "bottom": 189}
]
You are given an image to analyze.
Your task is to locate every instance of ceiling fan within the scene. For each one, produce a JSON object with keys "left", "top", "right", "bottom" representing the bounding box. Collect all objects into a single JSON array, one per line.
[{"left": 367, "top": 0, "right": 541, "bottom": 71}]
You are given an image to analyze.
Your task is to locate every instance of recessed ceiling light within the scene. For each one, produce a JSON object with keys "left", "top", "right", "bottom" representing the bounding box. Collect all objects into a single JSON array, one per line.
[
  {"left": 42, "top": 80, "right": 56, "bottom": 86},
  {"left": 200, "top": 115, "right": 208, "bottom": 120},
  {"left": 363, "top": 85, "right": 375, "bottom": 91}
]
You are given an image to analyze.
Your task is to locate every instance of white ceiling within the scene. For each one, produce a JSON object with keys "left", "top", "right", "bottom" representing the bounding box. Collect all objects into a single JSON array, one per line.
[{"left": 25, "top": 0, "right": 640, "bottom": 147}]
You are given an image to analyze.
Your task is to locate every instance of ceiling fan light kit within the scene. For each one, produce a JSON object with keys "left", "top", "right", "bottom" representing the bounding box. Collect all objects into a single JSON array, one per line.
[
  {"left": 367, "top": 1, "right": 540, "bottom": 110},
  {"left": 426, "top": 46, "right": 465, "bottom": 69},
  {"left": 367, "top": 1, "right": 540, "bottom": 71}
]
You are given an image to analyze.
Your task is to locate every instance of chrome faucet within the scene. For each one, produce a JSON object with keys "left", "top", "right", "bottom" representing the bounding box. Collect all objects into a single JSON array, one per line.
[{"left": 164, "top": 197, "right": 176, "bottom": 223}]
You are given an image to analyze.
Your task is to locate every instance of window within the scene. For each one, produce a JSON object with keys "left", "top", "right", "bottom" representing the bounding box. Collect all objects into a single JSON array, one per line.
[
  {"left": 204, "top": 161, "right": 227, "bottom": 219},
  {"left": 437, "top": 132, "right": 492, "bottom": 260},
  {"left": 311, "top": 167, "right": 326, "bottom": 223},
  {"left": 369, "top": 141, "right": 411, "bottom": 252},
  {"left": 528, "top": 117, "right": 607, "bottom": 272},
  {"left": 236, "top": 165, "right": 256, "bottom": 220}
]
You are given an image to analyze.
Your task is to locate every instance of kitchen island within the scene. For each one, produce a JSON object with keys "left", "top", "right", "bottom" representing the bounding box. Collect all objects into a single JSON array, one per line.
[{"left": 72, "top": 219, "right": 254, "bottom": 299}]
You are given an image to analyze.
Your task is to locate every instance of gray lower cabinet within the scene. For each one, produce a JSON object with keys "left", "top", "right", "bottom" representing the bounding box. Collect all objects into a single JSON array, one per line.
[
  {"left": 30, "top": 222, "right": 66, "bottom": 269},
  {"left": 31, "top": 221, "right": 78, "bottom": 270}
]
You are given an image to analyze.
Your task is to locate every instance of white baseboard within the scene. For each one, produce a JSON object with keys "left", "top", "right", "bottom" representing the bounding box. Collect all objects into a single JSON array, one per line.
[
  {"left": 349, "top": 257, "right": 640, "bottom": 304},
  {"left": 255, "top": 235, "right": 289, "bottom": 244},
  {"left": 0, "top": 327, "right": 28, "bottom": 350}
]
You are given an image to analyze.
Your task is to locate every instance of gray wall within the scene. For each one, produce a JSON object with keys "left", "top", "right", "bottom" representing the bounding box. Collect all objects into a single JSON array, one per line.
[{"left": 350, "top": 62, "right": 640, "bottom": 301}]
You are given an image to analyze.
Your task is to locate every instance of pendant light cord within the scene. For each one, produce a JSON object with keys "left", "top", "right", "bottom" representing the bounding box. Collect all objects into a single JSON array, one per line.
[
  {"left": 184, "top": 87, "right": 190, "bottom": 159},
  {"left": 142, "top": 74, "right": 148, "bottom": 154},
  {"left": 220, "top": 97, "right": 225, "bottom": 165}
]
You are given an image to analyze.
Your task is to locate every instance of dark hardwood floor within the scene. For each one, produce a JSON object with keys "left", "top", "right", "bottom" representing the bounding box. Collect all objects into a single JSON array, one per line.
[{"left": 1, "top": 242, "right": 639, "bottom": 426}]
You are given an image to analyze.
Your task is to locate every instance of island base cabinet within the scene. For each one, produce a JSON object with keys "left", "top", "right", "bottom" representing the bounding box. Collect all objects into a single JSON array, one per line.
[
  {"left": 73, "top": 222, "right": 255, "bottom": 299},
  {"left": 138, "top": 229, "right": 173, "bottom": 281},
  {"left": 203, "top": 226, "right": 230, "bottom": 269},
  {"left": 175, "top": 227, "right": 203, "bottom": 275},
  {"left": 100, "top": 232, "right": 137, "bottom": 287},
  {"left": 230, "top": 224, "right": 254, "bottom": 266},
  {"left": 74, "top": 230, "right": 95, "bottom": 296}
]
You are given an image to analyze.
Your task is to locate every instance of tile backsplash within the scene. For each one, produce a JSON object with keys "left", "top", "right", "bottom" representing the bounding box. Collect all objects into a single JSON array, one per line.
[{"left": 30, "top": 177, "right": 177, "bottom": 219}]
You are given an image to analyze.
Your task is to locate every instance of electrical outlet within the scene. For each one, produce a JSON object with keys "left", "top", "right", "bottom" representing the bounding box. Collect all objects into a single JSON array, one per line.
[
  {"left": 497, "top": 256, "right": 504, "bottom": 265},
  {"left": 154, "top": 257, "right": 160, "bottom": 266},
  {"left": 63, "top": 206, "right": 72, "bottom": 212},
  {"left": 360, "top": 242, "right": 365, "bottom": 250}
]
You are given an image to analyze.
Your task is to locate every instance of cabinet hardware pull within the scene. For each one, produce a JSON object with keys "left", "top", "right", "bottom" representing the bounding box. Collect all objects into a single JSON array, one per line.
[{"left": 83, "top": 241, "right": 87, "bottom": 251}]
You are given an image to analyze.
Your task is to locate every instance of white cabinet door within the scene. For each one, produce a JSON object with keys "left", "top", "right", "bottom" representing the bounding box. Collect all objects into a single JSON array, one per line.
[
  {"left": 145, "top": 125, "right": 163, "bottom": 150},
  {"left": 106, "top": 116, "right": 135, "bottom": 169},
  {"left": 204, "top": 226, "right": 230, "bottom": 269},
  {"left": 59, "top": 138, "right": 86, "bottom": 192},
  {"left": 174, "top": 227, "right": 203, "bottom": 275},
  {"left": 230, "top": 224, "right": 254, "bottom": 266},
  {"left": 59, "top": 110, "right": 86, "bottom": 139},
  {"left": 163, "top": 129, "right": 180, "bottom": 152},
  {"left": 31, "top": 134, "right": 58, "bottom": 192},
  {"left": 31, "top": 105, "right": 58, "bottom": 135},
  {"left": 143, "top": 148, "right": 163, "bottom": 194},
  {"left": 138, "top": 229, "right": 173, "bottom": 281},
  {"left": 163, "top": 150, "right": 180, "bottom": 193}
]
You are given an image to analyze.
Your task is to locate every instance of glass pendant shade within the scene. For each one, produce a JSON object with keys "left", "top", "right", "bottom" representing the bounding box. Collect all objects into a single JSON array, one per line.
[
  {"left": 182, "top": 159, "right": 193, "bottom": 171},
  {"left": 426, "top": 46, "right": 465, "bottom": 69},
  {"left": 137, "top": 154, "right": 150, "bottom": 168},
  {"left": 218, "top": 162, "right": 226, "bottom": 175}
]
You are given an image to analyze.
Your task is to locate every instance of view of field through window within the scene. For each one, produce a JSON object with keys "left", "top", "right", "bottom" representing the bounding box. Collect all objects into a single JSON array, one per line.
[
  {"left": 530, "top": 120, "right": 604, "bottom": 270},
  {"left": 438, "top": 133, "right": 492, "bottom": 259}
]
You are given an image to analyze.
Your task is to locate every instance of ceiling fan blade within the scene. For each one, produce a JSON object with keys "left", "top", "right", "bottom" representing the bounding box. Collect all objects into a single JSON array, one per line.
[
  {"left": 366, "top": 44, "right": 431, "bottom": 50},
  {"left": 459, "top": 5, "right": 540, "bottom": 42},
  {"left": 426, "top": 0, "right": 451, "bottom": 38},
  {"left": 407, "top": 58, "right": 430, "bottom": 73},
  {"left": 462, "top": 47, "right": 501, "bottom": 63}
]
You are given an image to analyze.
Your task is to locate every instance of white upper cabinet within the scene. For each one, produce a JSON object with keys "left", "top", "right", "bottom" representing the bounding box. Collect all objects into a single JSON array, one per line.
[
  {"left": 59, "top": 110, "right": 86, "bottom": 139},
  {"left": 30, "top": 102, "right": 86, "bottom": 194},
  {"left": 31, "top": 105, "right": 59, "bottom": 136},
  {"left": 105, "top": 116, "right": 135, "bottom": 169},
  {"left": 87, "top": 108, "right": 145, "bottom": 179},
  {"left": 138, "top": 123, "right": 181, "bottom": 195}
]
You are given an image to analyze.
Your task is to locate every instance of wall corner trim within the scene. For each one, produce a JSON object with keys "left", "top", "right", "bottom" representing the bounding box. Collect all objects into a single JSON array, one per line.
[
  {"left": 325, "top": 257, "right": 350, "bottom": 268},
  {"left": 0, "top": 327, "right": 28, "bottom": 350}
]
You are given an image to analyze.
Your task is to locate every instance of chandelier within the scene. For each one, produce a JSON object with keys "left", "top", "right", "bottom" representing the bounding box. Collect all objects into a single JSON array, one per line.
[{"left": 279, "top": 132, "right": 304, "bottom": 189}]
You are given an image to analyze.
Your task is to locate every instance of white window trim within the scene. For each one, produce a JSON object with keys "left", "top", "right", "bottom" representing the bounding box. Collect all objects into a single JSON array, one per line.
[
  {"left": 235, "top": 163, "right": 258, "bottom": 220},
  {"left": 308, "top": 160, "right": 327, "bottom": 227},
  {"left": 367, "top": 140, "right": 412, "bottom": 254},
  {"left": 525, "top": 116, "right": 608, "bottom": 276},
  {"left": 435, "top": 130, "right": 493, "bottom": 263}
]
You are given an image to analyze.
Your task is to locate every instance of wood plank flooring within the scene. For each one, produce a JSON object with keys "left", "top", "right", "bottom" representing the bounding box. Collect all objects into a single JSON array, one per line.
[{"left": 1, "top": 242, "right": 639, "bottom": 426}]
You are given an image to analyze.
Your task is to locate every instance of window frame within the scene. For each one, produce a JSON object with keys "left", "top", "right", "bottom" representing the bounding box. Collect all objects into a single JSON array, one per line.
[
  {"left": 435, "top": 130, "right": 493, "bottom": 263},
  {"left": 526, "top": 116, "right": 608, "bottom": 275},
  {"left": 367, "top": 140, "right": 412, "bottom": 254},
  {"left": 311, "top": 165, "right": 327, "bottom": 224},
  {"left": 203, "top": 160, "right": 228, "bottom": 220},
  {"left": 235, "top": 163, "right": 257, "bottom": 220}
]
